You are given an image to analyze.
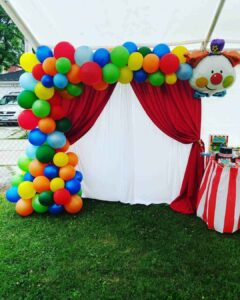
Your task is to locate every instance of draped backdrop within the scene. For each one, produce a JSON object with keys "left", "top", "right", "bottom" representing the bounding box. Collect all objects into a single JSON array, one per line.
[{"left": 60, "top": 81, "right": 203, "bottom": 214}]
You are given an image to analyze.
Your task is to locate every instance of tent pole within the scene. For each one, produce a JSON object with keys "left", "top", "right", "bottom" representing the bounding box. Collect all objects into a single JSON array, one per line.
[
  {"left": 201, "top": 0, "right": 226, "bottom": 50},
  {"left": 0, "top": 0, "right": 40, "bottom": 49}
]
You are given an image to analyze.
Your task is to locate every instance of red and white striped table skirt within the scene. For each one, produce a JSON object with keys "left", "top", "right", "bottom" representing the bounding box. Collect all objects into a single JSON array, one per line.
[{"left": 196, "top": 159, "right": 240, "bottom": 233}]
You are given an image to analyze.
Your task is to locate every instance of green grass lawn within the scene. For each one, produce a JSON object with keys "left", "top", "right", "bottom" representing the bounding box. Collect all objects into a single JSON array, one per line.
[{"left": 0, "top": 195, "right": 240, "bottom": 300}]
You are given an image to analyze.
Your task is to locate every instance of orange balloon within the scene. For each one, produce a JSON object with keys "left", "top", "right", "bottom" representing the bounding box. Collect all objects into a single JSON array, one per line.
[
  {"left": 92, "top": 80, "right": 109, "bottom": 91},
  {"left": 64, "top": 195, "right": 83, "bottom": 214},
  {"left": 38, "top": 117, "right": 56, "bottom": 134},
  {"left": 143, "top": 54, "right": 159, "bottom": 73},
  {"left": 43, "top": 57, "right": 57, "bottom": 76},
  {"left": 29, "top": 160, "right": 46, "bottom": 177},
  {"left": 59, "top": 164, "right": 76, "bottom": 181},
  {"left": 67, "top": 152, "right": 79, "bottom": 166},
  {"left": 67, "top": 64, "right": 82, "bottom": 84},
  {"left": 16, "top": 199, "right": 33, "bottom": 217},
  {"left": 55, "top": 139, "right": 70, "bottom": 153},
  {"left": 59, "top": 90, "right": 74, "bottom": 100},
  {"left": 56, "top": 139, "right": 70, "bottom": 153},
  {"left": 33, "top": 176, "right": 50, "bottom": 193}
]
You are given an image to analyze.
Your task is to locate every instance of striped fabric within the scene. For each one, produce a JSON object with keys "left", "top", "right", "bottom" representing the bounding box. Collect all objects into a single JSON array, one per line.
[{"left": 197, "top": 159, "right": 240, "bottom": 233}]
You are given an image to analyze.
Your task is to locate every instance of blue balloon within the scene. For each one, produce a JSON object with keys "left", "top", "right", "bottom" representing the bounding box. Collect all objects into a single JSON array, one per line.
[
  {"left": 28, "top": 129, "right": 47, "bottom": 146},
  {"left": 53, "top": 74, "right": 68, "bottom": 89},
  {"left": 65, "top": 179, "right": 81, "bottom": 194},
  {"left": 133, "top": 69, "right": 147, "bottom": 83},
  {"left": 24, "top": 172, "right": 35, "bottom": 182},
  {"left": 123, "top": 41, "right": 138, "bottom": 54},
  {"left": 47, "top": 131, "right": 66, "bottom": 149},
  {"left": 74, "top": 46, "right": 93, "bottom": 66},
  {"left": 26, "top": 144, "right": 38, "bottom": 159},
  {"left": 19, "top": 72, "right": 38, "bottom": 91},
  {"left": 153, "top": 44, "right": 170, "bottom": 58},
  {"left": 41, "top": 74, "right": 54, "bottom": 88},
  {"left": 36, "top": 45, "right": 53, "bottom": 63},
  {"left": 93, "top": 48, "right": 110, "bottom": 67},
  {"left": 44, "top": 164, "right": 59, "bottom": 179},
  {"left": 6, "top": 187, "right": 20, "bottom": 203},
  {"left": 74, "top": 171, "right": 83, "bottom": 182},
  {"left": 176, "top": 63, "right": 193, "bottom": 80},
  {"left": 48, "top": 204, "right": 64, "bottom": 215}
]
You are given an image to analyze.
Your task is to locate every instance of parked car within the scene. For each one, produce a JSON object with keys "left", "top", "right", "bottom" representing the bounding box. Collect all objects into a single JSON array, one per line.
[{"left": 0, "top": 92, "right": 22, "bottom": 126}]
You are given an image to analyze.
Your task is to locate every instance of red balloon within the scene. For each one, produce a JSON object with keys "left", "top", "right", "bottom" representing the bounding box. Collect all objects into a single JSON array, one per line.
[
  {"left": 49, "top": 93, "right": 61, "bottom": 106},
  {"left": 54, "top": 188, "right": 71, "bottom": 205},
  {"left": 159, "top": 53, "right": 180, "bottom": 74},
  {"left": 54, "top": 42, "right": 75, "bottom": 63},
  {"left": 80, "top": 62, "right": 102, "bottom": 85},
  {"left": 32, "top": 64, "right": 45, "bottom": 81},
  {"left": 50, "top": 105, "right": 66, "bottom": 120},
  {"left": 18, "top": 110, "right": 39, "bottom": 130}
]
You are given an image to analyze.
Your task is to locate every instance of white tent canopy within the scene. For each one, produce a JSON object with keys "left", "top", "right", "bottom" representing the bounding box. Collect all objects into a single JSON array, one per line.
[
  {"left": 1, "top": 0, "right": 240, "bottom": 49},
  {"left": 1, "top": 0, "right": 240, "bottom": 204}
]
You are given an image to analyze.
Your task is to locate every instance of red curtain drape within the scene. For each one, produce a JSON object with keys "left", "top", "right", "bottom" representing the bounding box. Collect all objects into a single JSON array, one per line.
[
  {"left": 131, "top": 80, "right": 204, "bottom": 214},
  {"left": 60, "top": 85, "right": 116, "bottom": 144}
]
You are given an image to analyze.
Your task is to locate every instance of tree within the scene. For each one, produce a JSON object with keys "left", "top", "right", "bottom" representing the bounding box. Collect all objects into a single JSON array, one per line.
[{"left": 0, "top": 5, "right": 24, "bottom": 72}]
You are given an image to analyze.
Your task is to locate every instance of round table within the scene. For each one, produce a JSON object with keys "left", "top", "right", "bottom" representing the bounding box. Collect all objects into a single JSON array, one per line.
[{"left": 196, "top": 159, "right": 240, "bottom": 233}]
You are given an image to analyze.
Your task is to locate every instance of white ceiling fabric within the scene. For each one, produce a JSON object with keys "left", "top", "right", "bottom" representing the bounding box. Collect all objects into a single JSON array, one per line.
[{"left": 4, "top": 0, "right": 240, "bottom": 49}]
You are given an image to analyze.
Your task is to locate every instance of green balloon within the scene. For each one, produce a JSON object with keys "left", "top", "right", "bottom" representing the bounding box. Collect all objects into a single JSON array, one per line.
[
  {"left": 138, "top": 47, "right": 152, "bottom": 57},
  {"left": 11, "top": 174, "right": 24, "bottom": 186},
  {"left": 56, "top": 117, "right": 72, "bottom": 132},
  {"left": 36, "top": 145, "right": 55, "bottom": 163},
  {"left": 18, "top": 155, "right": 31, "bottom": 171},
  {"left": 149, "top": 71, "right": 165, "bottom": 86},
  {"left": 17, "top": 90, "right": 37, "bottom": 109},
  {"left": 110, "top": 46, "right": 129, "bottom": 67},
  {"left": 77, "top": 189, "right": 82, "bottom": 197},
  {"left": 56, "top": 58, "right": 71, "bottom": 74},
  {"left": 67, "top": 83, "right": 83, "bottom": 96},
  {"left": 103, "top": 64, "right": 120, "bottom": 84},
  {"left": 32, "top": 195, "right": 48, "bottom": 213},
  {"left": 39, "top": 191, "right": 54, "bottom": 206},
  {"left": 32, "top": 100, "right": 51, "bottom": 118}
]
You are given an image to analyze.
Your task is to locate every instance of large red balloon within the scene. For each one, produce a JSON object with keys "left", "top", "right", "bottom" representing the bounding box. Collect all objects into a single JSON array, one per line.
[
  {"left": 32, "top": 64, "right": 45, "bottom": 81},
  {"left": 50, "top": 105, "right": 66, "bottom": 120},
  {"left": 18, "top": 110, "right": 39, "bottom": 130},
  {"left": 54, "top": 42, "right": 75, "bottom": 63},
  {"left": 54, "top": 188, "right": 71, "bottom": 205},
  {"left": 49, "top": 93, "right": 61, "bottom": 106},
  {"left": 80, "top": 62, "right": 102, "bottom": 85},
  {"left": 159, "top": 53, "right": 180, "bottom": 74}
]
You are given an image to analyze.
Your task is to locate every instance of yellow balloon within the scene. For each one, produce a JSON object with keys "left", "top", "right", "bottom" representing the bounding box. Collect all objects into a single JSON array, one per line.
[
  {"left": 119, "top": 67, "right": 133, "bottom": 84},
  {"left": 171, "top": 46, "right": 188, "bottom": 64},
  {"left": 53, "top": 152, "right": 69, "bottom": 167},
  {"left": 18, "top": 181, "right": 36, "bottom": 200},
  {"left": 165, "top": 73, "right": 177, "bottom": 85},
  {"left": 50, "top": 178, "right": 65, "bottom": 192},
  {"left": 128, "top": 52, "right": 143, "bottom": 71},
  {"left": 35, "top": 82, "right": 54, "bottom": 100},
  {"left": 20, "top": 52, "right": 39, "bottom": 72}
]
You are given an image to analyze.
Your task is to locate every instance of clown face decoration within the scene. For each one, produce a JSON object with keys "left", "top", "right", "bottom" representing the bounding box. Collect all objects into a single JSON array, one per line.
[{"left": 186, "top": 39, "right": 240, "bottom": 98}]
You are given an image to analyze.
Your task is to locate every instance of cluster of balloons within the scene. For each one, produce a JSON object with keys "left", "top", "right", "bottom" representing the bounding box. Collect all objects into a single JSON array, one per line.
[
  {"left": 6, "top": 88, "right": 83, "bottom": 216},
  {"left": 19, "top": 42, "right": 193, "bottom": 100}
]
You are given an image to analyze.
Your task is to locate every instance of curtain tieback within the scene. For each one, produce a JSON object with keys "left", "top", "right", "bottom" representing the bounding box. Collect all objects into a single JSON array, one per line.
[{"left": 194, "top": 139, "right": 205, "bottom": 152}]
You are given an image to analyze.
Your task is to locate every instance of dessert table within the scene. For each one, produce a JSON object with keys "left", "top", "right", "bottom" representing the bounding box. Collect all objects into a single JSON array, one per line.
[{"left": 196, "top": 159, "right": 240, "bottom": 233}]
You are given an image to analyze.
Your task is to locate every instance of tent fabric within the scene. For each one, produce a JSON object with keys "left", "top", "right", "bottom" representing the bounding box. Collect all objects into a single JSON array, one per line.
[
  {"left": 6, "top": 0, "right": 240, "bottom": 49},
  {"left": 71, "top": 84, "right": 191, "bottom": 205}
]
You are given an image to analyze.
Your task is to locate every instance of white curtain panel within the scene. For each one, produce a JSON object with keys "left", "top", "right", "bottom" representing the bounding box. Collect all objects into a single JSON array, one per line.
[{"left": 71, "top": 84, "right": 191, "bottom": 205}]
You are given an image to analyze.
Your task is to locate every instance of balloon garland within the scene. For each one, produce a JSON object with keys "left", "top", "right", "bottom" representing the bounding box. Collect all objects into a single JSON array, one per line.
[{"left": 8, "top": 40, "right": 238, "bottom": 216}]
